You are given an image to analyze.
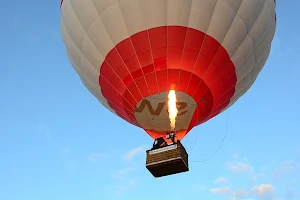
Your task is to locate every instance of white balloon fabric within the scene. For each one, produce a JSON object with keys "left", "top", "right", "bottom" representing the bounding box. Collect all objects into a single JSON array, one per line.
[{"left": 60, "top": 0, "right": 276, "bottom": 140}]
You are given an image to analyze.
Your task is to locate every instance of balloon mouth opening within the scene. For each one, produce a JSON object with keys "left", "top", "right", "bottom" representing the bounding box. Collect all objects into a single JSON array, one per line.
[
  {"left": 134, "top": 90, "right": 199, "bottom": 135},
  {"left": 144, "top": 128, "right": 189, "bottom": 142}
]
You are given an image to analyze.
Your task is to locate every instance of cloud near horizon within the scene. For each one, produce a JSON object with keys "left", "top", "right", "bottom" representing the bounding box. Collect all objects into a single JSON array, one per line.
[
  {"left": 210, "top": 187, "right": 231, "bottom": 195},
  {"left": 250, "top": 184, "right": 275, "bottom": 199},
  {"left": 234, "top": 188, "right": 247, "bottom": 197},
  {"left": 229, "top": 189, "right": 247, "bottom": 200}
]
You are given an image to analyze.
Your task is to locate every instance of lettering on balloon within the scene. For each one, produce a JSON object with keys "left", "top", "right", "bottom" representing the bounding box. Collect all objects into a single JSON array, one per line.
[{"left": 135, "top": 99, "right": 188, "bottom": 116}]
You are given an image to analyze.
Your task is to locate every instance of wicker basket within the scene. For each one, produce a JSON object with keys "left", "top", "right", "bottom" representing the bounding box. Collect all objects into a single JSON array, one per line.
[{"left": 145, "top": 142, "right": 189, "bottom": 178}]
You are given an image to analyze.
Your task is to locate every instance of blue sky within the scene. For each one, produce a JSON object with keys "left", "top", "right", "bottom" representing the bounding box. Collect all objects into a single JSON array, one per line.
[{"left": 0, "top": 1, "right": 300, "bottom": 200}]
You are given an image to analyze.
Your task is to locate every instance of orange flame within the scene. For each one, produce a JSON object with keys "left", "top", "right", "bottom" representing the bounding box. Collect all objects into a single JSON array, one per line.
[{"left": 167, "top": 90, "right": 178, "bottom": 130}]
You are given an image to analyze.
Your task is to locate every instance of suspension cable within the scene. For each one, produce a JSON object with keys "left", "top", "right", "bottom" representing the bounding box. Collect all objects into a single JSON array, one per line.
[{"left": 188, "top": 108, "right": 231, "bottom": 163}]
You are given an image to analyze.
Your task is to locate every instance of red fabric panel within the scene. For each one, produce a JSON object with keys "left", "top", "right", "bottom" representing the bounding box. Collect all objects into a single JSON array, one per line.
[{"left": 99, "top": 26, "right": 237, "bottom": 138}]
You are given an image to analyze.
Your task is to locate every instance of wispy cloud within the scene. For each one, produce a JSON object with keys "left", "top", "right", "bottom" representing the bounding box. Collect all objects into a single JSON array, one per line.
[
  {"left": 105, "top": 178, "right": 137, "bottom": 196},
  {"left": 229, "top": 189, "right": 248, "bottom": 200},
  {"left": 123, "top": 145, "right": 146, "bottom": 161},
  {"left": 114, "top": 179, "right": 137, "bottom": 196},
  {"left": 225, "top": 154, "right": 254, "bottom": 174},
  {"left": 233, "top": 154, "right": 239, "bottom": 160},
  {"left": 233, "top": 189, "right": 247, "bottom": 199},
  {"left": 88, "top": 153, "right": 106, "bottom": 163},
  {"left": 210, "top": 187, "right": 231, "bottom": 195},
  {"left": 224, "top": 154, "right": 274, "bottom": 187},
  {"left": 214, "top": 177, "right": 228, "bottom": 184},
  {"left": 252, "top": 174, "right": 268, "bottom": 185},
  {"left": 112, "top": 167, "right": 132, "bottom": 180},
  {"left": 226, "top": 161, "right": 251, "bottom": 173},
  {"left": 250, "top": 184, "right": 275, "bottom": 199},
  {"left": 219, "top": 155, "right": 299, "bottom": 200},
  {"left": 109, "top": 165, "right": 137, "bottom": 196},
  {"left": 272, "top": 161, "right": 295, "bottom": 182},
  {"left": 107, "top": 145, "right": 145, "bottom": 196}
]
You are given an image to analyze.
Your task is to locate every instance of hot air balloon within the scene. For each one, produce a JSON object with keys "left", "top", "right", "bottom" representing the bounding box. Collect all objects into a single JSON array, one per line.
[{"left": 60, "top": 0, "right": 276, "bottom": 177}]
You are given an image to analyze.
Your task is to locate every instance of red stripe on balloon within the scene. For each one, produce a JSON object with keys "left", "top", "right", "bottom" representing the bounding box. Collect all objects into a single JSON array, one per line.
[{"left": 99, "top": 26, "right": 237, "bottom": 139}]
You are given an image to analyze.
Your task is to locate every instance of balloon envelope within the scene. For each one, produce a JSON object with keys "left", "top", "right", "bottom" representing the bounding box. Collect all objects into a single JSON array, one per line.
[{"left": 60, "top": 0, "right": 276, "bottom": 140}]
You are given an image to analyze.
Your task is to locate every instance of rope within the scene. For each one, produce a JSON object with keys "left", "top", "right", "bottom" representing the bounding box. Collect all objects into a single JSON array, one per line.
[
  {"left": 187, "top": 126, "right": 198, "bottom": 153},
  {"left": 187, "top": 105, "right": 200, "bottom": 152},
  {"left": 189, "top": 108, "right": 231, "bottom": 163}
]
